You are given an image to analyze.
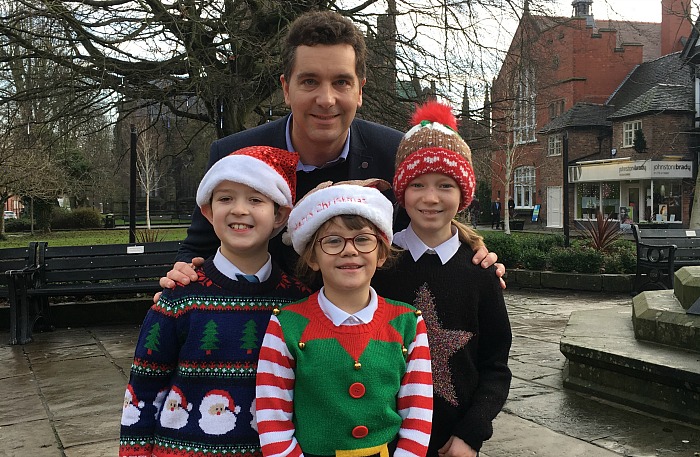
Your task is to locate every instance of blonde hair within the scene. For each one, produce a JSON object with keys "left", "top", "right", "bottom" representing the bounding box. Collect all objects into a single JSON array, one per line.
[
  {"left": 452, "top": 219, "right": 484, "bottom": 250},
  {"left": 296, "top": 215, "right": 395, "bottom": 285}
]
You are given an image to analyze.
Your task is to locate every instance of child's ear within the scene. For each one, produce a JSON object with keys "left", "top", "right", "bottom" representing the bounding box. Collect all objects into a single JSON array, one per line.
[
  {"left": 307, "top": 255, "right": 321, "bottom": 272},
  {"left": 200, "top": 204, "right": 214, "bottom": 224},
  {"left": 376, "top": 253, "right": 387, "bottom": 268},
  {"left": 274, "top": 206, "right": 292, "bottom": 229}
]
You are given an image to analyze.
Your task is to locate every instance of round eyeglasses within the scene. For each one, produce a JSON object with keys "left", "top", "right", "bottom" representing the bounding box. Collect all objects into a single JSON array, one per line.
[{"left": 317, "top": 233, "right": 379, "bottom": 255}]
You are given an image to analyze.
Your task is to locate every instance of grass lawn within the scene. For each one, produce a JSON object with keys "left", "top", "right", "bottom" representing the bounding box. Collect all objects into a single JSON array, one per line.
[{"left": 0, "top": 227, "right": 188, "bottom": 248}]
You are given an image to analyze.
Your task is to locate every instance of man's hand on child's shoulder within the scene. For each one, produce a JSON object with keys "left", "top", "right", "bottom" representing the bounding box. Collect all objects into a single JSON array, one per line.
[
  {"left": 472, "top": 246, "right": 507, "bottom": 290},
  {"left": 153, "top": 257, "right": 205, "bottom": 303}
]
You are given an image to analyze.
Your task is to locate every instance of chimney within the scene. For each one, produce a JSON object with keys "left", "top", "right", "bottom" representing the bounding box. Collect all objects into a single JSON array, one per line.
[
  {"left": 572, "top": 0, "right": 595, "bottom": 27},
  {"left": 661, "top": 0, "right": 692, "bottom": 55}
]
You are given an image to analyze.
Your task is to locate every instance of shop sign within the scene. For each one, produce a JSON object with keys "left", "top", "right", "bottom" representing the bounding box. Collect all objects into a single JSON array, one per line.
[{"left": 569, "top": 160, "right": 692, "bottom": 182}]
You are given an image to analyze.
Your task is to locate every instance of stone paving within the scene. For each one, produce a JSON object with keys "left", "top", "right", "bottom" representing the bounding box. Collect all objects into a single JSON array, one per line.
[{"left": 0, "top": 288, "right": 699, "bottom": 457}]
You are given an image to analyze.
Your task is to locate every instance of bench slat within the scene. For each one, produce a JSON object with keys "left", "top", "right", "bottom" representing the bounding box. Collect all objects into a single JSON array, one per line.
[
  {"left": 43, "top": 252, "right": 177, "bottom": 271},
  {"left": 43, "top": 266, "right": 171, "bottom": 282}
]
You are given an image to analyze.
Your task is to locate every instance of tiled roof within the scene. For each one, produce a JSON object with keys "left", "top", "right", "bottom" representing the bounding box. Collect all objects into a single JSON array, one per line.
[
  {"left": 608, "top": 84, "right": 694, "bottom": 118},
  {"left": 606, "top": 52, "right": 693, "bottom": 115},
  {"left": 539, "top": 103, "right": 614, "bottom": 134}
]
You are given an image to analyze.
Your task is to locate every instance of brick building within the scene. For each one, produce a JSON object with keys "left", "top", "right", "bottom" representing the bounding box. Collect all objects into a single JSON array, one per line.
[{"left": 490, "top": 0, "right": 693, "bottom": 228}]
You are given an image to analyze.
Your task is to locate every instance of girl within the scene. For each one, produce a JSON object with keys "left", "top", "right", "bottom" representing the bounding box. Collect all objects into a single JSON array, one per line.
[
  {"left": 256, "top": 180, "right": 433, "bottom": 457},
  {"left": 373, "top": 102, "right": 512, "bottom": 457}
]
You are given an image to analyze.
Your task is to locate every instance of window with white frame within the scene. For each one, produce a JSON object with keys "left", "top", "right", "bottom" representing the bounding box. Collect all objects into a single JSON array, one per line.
[
  {"left": 514, "top": 166, "right": 536, "bottom": 208},
  {"left": 513, "top": 67, "right": 537, "bottom": 144},
  {"left": 547, "top": 134, "right": 562, "bottom": 156},
  {"left": 623, "top": 120, "right": 642, "bottom": 147}
]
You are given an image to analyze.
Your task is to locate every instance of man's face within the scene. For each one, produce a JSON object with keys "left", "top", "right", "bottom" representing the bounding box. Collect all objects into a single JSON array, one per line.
[{"left": 281, "top": 44, "right": 364, "bottom": 162}]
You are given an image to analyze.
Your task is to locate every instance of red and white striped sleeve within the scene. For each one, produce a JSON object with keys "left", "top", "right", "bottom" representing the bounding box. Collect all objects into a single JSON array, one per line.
[
  {"left": 255, "top": 315, "right": 303, "bottom": 457},
  {"left": 395, "top": 315, "right": 433, "bottom": 457}
]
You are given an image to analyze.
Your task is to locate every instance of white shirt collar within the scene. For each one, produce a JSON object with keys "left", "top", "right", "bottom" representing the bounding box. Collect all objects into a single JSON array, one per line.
[
  {"left": 392, "top": 224, "right": 461, "bottom": 265},
  {"left": 317, "top": 286, "right": 378, "bottom": 326},
  {"left": 213, "top": 249, "right": 272, "bottom": 282},
  {"left": 285, "top": 114, "right": 350, "bottom": 171}
]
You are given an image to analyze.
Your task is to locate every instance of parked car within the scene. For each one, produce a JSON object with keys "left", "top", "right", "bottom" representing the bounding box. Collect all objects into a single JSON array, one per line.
[{"left": 3, "top": 211, "right": 17, "bottom": 220}]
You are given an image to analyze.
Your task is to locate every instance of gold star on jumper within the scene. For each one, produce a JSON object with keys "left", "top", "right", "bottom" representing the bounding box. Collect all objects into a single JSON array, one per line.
[{"left": 414, "top": 283, "right": 473, "bottom": 406}]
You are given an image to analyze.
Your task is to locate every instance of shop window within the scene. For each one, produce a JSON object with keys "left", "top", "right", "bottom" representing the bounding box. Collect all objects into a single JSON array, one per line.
[
  {"left": 650, "top": 180, "right": 682, "bottom": 223},
  {"left": 623, "top": 120, "right": 642, "bottom": 148},
  {"left": 514, "top": 166, "right": 536, "bottom": 208},
  {"left": 547, "top": 134, "right": 562, "bottom": 156},
  {"left": 575, "top": 182, "right": 620, "bottom": 219}
]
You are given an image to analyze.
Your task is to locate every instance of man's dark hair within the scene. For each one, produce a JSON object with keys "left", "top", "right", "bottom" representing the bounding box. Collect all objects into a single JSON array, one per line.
[{"left": 282, "top": 10, "right": 367, "bottom": 82}]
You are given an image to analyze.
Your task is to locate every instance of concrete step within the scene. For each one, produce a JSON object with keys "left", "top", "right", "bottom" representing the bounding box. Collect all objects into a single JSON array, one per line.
[{"left": 560, "top": 307, "right": 700, "bottom": 425}]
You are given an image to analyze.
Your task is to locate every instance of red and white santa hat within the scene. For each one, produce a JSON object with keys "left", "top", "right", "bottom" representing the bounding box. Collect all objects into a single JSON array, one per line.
[
  {"left": 203, "top": 389, "right": 240, "bottom": 413},
  {"left": 171, "top": 386, "right": 193, "bottom": 412},
  {"left": 286, "top": 179, "right": 394, "bottom": 255},
  {"left": 125, "top": 384, "right": 145, "bottom": 408},
  {"left": 393, "top": 101, "right": 476, "bottom": 211},
  {"left": 196, "top": 146, "right": 298, "bottom": 210}
]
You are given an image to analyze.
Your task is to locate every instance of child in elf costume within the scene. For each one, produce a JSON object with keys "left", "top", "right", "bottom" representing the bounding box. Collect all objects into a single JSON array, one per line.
[
  {"left": 256, "top": 180, "right": 433, "bottom": 457},
  {"left": 372, "top": 101, "right": 512, "bottom": 457},
  {"left": 119, "top": 146, "right": 311, "bottom": 457}
]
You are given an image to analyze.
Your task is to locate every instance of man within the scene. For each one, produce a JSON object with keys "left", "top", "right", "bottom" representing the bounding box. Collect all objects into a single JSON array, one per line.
[
  {"left": 492, "top": 197, "right": 502, "bottom": 230},
  {"left": 160, "top": 10, "right": 504, "bottom": 291}
]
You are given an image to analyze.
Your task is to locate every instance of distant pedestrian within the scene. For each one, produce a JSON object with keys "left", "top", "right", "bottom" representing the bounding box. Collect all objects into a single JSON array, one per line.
[
  {"left": 468, "top": 197, "right": 481, "bottom": 228},
  {"left": 508, "top": 197, "right": 515, "bottom": 218},
  {"left": 491, "top": 198, "right": 502, "bottom": 229}
]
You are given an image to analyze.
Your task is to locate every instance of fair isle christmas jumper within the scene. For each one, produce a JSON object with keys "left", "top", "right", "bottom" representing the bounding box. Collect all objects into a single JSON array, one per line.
[
  {"left": 372, "top": 243, "right": 512, "bottom": 455},
  {"left": 256, "top": 291, "right": 433, "bottom": 457},
  {"left": 119, "top": 257, "right": 311, "bottom": 457}
]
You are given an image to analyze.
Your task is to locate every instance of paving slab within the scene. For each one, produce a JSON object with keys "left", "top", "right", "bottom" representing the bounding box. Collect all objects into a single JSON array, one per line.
[
  {"left": 0, "top": 419, "right": 62, "bottom": 457},
  {"left": 63, "top": 439, "right": 120, "bottom": 457},
  {"left": 54, "top": 409, "right": 121, "bottom": 448},
  {"left": 0, "top": 374, "right": 47, "bottom": 426}
]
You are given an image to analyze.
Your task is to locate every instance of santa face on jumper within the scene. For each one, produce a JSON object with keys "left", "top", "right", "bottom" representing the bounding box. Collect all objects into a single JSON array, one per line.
[
  {"left": 159, "top": 387, "right": 192, "bottom": 430},
  {"left": 198, "top": 390, "right": 242, "bottom": 435},
  {"left": 121, "top": 384, "right": 145, "bottom": 426}
]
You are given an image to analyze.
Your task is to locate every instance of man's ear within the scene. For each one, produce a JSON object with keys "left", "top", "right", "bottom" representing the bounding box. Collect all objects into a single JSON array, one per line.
[
  {"left": 201, "top": 204, "right": 214, "bottom": 225},
  {"left": 357, "top": 77, "right": 366, "bottom": 108},
  {"left": 280, "top": 74, "right": 290, "bottom": 106},
  {"left": 274, "top": 205, "right": 292, "bottom": 229}
]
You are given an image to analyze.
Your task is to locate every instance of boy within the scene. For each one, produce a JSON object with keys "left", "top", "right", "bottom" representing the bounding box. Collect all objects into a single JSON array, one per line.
[{"left": 119, "top": 146, "right": 311, "bottom": 457}]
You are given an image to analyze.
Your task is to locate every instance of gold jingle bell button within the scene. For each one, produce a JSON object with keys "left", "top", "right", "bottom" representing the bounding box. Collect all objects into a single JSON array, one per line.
[
  {"left": 351, "top": 425, "right": 369, "bottom": 438},
  {"left": 349, "top": 382, "right": 366, "bottom": 399}
]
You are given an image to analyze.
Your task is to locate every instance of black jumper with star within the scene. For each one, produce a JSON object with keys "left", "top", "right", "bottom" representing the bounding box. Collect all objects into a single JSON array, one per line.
[{"left": 372, "top": 242, "right": 512, "bottom": 454}]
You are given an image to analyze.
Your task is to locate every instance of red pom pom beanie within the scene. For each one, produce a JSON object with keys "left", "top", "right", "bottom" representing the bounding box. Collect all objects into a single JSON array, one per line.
[{"left": 393, "top": 101, "right": 476, "bottom": 211}]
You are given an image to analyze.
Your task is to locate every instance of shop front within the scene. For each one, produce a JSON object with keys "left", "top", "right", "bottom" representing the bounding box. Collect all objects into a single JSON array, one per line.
[{"left": 568, "top": 158, "right": 692, "bottom": 225}]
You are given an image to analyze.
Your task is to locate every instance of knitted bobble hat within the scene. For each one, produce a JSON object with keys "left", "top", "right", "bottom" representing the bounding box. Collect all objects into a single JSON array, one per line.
[
  {"left": 196, "top": 146, "right": 298, "bottom": 209},
  {"left": 285, "top": 179, "right": 394, "bottom": 255},
  {"left": 393, "top": 101, "right": 476, "bottom": 211}
]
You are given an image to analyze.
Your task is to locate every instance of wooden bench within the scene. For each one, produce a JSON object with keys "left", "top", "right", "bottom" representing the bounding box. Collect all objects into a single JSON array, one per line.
[
  {"left": 631, "top": 224, "right": 700, "bottom": 293},
  {"left": 8, "top": 240, "right": 181, "bottom": 344}
]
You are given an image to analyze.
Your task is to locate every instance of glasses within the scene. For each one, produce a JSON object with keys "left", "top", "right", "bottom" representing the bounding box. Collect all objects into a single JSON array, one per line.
[{"left": 317, "top": 233, "right": 379, "bottom": 255}]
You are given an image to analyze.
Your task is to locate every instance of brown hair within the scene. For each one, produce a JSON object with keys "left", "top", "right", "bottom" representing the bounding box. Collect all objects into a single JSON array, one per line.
[
  {"left": 296, "top": 215, "right": 394, "bottom": 285},
  {"left": 282, "top": 10, "right": 367, "bottom": 82}
]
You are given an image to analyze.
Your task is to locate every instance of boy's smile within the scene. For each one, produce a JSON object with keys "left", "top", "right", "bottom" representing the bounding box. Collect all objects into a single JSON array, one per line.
[{"left": 201, "top": 181, "right": 289, "bottom": 272}]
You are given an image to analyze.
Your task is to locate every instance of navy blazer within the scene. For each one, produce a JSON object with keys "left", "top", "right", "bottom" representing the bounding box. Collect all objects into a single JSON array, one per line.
[{"left": 177, "top": 114, "right": 405, "bottom": 264}]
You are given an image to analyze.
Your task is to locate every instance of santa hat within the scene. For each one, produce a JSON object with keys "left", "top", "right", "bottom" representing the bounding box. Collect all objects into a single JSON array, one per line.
[
  {"left": 171, "top": 386, "right": 193, "bottom": 412},
  {"left": 286, "top": 179, "right": 394, "bottom": 255},
  {"left": 196, "top": 146, "right": 298, "bottom": 210},
  {"left": 126, "top": 384, "right": 145, "bottom": 408},
  {"left": 204, "top": 390, "right": 241, "bottom": 414},
  {"left": 393, "top": 101, "right": 476, "bottom": 211}
]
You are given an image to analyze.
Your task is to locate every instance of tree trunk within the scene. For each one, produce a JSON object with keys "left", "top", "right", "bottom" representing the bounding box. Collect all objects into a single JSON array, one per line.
[
  {"left": 690, "top": 170, "right": 700, "bottom": 229},
  {"left": 146, "top": 193, "right": 151, "bottom": 230}
]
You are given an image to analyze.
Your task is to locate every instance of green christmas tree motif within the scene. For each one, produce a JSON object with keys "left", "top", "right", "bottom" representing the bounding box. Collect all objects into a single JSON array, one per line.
[
  {"left": 144, "top": 322, "right": 161, "bottom": 355},
  {"left": 200, "top": 320, "right": 220, "bottom": 355},
  {"left": 241, "top": 319, "right": 258, "bottom": 354}
]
